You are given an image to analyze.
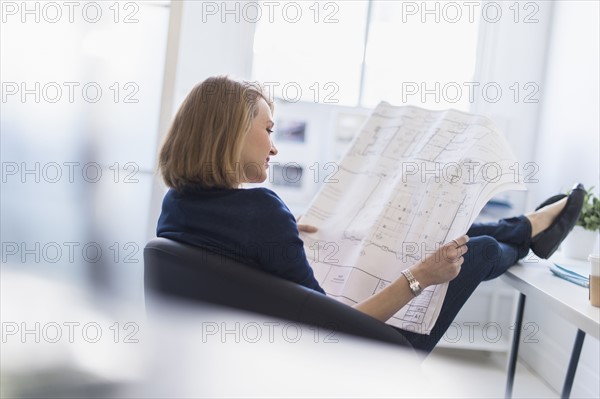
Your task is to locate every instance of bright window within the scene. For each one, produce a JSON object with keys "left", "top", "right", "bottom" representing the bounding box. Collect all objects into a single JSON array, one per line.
[
  {"left": 252, "top": 1, "right": 369, "bottom": 105},
  {"left": 362, "top": 1, "right": 480, "bottom": 110},
  {"left": 253, "top": 0, "right": 481, "bottom": 111}
]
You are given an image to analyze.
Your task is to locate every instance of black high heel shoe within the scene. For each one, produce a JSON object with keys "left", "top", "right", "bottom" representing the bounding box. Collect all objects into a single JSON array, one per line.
[{"left": 530, "top": 183, "right": 585, "bottom": 259}]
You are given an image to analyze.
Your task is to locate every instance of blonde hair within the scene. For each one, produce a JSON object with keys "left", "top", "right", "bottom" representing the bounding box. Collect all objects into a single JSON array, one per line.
[{"left": 159, "top": 76, "right": 273, "bottom": 191}]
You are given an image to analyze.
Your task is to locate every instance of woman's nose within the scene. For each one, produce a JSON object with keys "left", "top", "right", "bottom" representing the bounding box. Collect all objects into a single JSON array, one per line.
[{"left": 270, "top": 142, "right": 278, "bottom": 156}]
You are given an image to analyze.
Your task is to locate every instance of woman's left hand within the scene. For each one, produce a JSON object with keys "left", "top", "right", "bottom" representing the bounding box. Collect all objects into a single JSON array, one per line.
[{"left": 296, "top": 215, "right": 318, "bottom": 233}]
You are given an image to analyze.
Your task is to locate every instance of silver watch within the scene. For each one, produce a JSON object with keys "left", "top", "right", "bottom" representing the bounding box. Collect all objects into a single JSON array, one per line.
[{"left": 401, "top": 269, "right": 422, "bottom": 297}]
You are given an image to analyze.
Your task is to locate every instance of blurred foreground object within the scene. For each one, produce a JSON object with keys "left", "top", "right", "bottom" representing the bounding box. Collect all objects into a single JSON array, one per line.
[{"left": 1, "top": 266, "right": 488, "bottom": 397}]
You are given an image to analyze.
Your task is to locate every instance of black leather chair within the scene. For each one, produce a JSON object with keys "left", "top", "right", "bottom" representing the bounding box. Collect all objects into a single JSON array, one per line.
[{"left": 144, "top": 237, "right": 413, "bottom": 349}]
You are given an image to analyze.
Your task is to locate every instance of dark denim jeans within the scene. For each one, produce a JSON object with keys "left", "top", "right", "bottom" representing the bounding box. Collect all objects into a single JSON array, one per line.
[{"left": 397, "top": 216, "right": 532, "bottom": 353}]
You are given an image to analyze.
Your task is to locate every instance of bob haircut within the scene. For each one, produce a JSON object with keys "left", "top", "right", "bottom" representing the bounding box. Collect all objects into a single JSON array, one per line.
[{"left": 159, "top": 76, "right": 273, "bottom": 191}]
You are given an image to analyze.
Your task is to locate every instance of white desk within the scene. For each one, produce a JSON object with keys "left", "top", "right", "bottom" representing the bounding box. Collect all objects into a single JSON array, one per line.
[{"left": 501, "top": 254, "right": 600, "bottom": 399}]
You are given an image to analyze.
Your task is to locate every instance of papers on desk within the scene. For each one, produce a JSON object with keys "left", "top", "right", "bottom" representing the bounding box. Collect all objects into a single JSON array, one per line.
[{"left": 549, "top": 263, "right": 590, "bottom": 288}]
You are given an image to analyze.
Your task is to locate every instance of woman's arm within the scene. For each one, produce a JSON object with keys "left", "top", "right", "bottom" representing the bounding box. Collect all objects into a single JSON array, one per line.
[
  {"left": 353, "top": 235, "right": 469, "bottom": 322},
  {"left": 295, "top": 215, "right": 469, "bottom": 322}
]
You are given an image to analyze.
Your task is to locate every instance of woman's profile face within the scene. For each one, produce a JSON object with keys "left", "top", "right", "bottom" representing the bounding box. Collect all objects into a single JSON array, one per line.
[{"left": 239, "top": 98, "right": 278, "bottom": 184}]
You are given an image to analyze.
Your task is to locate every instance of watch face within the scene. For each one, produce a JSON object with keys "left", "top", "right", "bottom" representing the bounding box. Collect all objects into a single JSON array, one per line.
[
  {"left": 402, "top": 269, "right": 421, "bottom": 296},
  {"left": 411, "top": 282, "right": 421, "bottom": 295}
]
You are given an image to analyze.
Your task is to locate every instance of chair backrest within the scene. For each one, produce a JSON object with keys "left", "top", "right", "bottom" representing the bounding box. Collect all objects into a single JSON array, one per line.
[{"left": 144, "top": 237, "right": 413, "bottom": 348}]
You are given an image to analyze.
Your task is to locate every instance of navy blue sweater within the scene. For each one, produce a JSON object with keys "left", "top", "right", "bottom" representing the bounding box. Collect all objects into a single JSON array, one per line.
[{"left": 157, "top": 185, "right": 325, "bottom": 294}]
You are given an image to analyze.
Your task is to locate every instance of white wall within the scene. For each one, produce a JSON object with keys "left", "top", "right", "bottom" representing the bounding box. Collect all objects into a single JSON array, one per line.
[
  {"left": 174, "top": 1, "right": 256, "bottom": 104},
  {"left": 529, "top": 2, "right": 600, "bottom": 204},
  {"left": 471, "top": 2, "right": 554, "bottom": 212},
  {"left": 521, "top": 2, "right": 600, "bottom": 397}
]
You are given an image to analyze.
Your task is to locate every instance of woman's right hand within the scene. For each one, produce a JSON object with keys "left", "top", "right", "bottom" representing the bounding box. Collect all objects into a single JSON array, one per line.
[
  {"left": 410, "top": 235, "right": 469, "bottom": 288},
  {"left": 354, "top": 234, "right": 470, "bottom": 322}
]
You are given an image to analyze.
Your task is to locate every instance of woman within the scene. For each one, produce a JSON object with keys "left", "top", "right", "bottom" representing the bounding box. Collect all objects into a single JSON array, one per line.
[{"left": 157, "top": 76, "right": 584, "bottom": 352}]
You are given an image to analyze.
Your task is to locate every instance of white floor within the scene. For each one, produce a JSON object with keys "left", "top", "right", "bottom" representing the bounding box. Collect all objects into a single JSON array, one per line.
[{"left": 422, "top": 347, "right": 559, "bottom": 398}]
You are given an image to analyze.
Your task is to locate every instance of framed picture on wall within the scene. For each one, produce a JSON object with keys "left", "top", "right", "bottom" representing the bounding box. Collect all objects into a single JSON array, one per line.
[
  {"left": 275, "top": 120, "right": 306, "bottom": 143},
  {"left": 271, "top": 163, "right": 303, "bottom": 189}
]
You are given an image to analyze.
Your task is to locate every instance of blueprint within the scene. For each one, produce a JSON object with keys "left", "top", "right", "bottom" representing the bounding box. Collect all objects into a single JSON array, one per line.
[{"left": 299, "top": 102, "right": 525, "bottom": 334}]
